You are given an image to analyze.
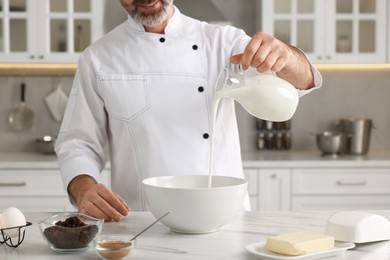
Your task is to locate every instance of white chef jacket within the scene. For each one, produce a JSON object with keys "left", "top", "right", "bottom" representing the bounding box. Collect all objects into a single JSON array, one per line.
[{"left": 56, "top": 6, "right": 322, "bottom": 211}]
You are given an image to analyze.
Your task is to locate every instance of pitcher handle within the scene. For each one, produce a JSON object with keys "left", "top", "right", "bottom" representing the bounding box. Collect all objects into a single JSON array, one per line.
[
  {"left": 215, "top": 65, "right": 245, "bottom": 93},
  {"left": 229, "top": 63, "right": 244, "bottom": 76}
]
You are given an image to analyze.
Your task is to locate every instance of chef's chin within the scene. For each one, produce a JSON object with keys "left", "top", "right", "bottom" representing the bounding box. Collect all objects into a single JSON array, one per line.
[{"left": 130, "top": 0, "right": 173, "bottom": 27}]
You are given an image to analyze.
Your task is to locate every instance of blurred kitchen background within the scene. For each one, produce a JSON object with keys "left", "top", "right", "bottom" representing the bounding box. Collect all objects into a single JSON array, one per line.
[{"left": 0, "top": 0, "right": 389, "bottom": 153}]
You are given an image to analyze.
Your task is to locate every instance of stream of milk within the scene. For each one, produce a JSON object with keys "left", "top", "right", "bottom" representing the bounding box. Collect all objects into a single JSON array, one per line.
[
  {"left": 207, "top": 75, "right": 298, "bottom": 188},
  {"left": 208, "top": 85, "right": 263, "bottom": 188},
  {"left": 208, "top": 92, "right": 223, "bottom": 188}
]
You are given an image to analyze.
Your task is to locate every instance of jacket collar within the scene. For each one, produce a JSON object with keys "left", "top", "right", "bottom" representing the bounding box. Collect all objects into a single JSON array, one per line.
[{"left": 127, "top": 5, "right": 181, "bottom": 34}]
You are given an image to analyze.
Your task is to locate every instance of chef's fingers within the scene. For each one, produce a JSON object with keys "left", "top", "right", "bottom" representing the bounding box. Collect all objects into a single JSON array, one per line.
[
  {"left": 240, "top": 38, "right": 262, "bottom": 70},
  {"left": 87, "top": 190, "right": 122, "bottom": 222},
  {"left": 254, "top": 49, "right": 279, "bottom": 73},
  {"left": 259, "top": 40, "right": 291, "bottom": 72},
  {"left": 114, "top": 192, "right": 130, "bottom": 212},
  {"left": 230, "top": 53, "right": 242, "bottom": 64},
  {"left": 79, "top": 183, "right": 127, "bottom": 221},
  {"left": 79, "top": 199, "right": 112, "bottom": 222},
  {"left": 230, "top": 40, "right": 270, "bottom": 70},
  {"left": 95, "top": 185, "right": 130, "bottom": 220},
  {"left": 78, "top": 190, "right": 112, "bottom": 221},
  {"left": 230, "top": 50, "right": 276, "bottom": 72},
  {"left": 231, "top": 32, "right": 292, "bottom": 72},
  {"left": 271, "top": 56, "right": 288, "bottom": 73}
]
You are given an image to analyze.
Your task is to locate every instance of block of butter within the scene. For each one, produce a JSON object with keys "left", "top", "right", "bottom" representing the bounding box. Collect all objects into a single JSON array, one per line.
[{"left": 266, "top": 231, "right": 335, "bottom": 256}]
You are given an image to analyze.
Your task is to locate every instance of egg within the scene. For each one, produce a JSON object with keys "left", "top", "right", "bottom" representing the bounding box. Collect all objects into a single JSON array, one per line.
[{"left": 0, "top": 207, "right": 26, "bottom": 237}]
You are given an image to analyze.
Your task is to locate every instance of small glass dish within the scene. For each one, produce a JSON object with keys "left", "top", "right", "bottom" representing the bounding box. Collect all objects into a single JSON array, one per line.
[
  {"left": 94, "top": 234, "right": 134, "bottom": 260},
  {"left": 38, "top": 212, "right": 104, "bottom": 253}
]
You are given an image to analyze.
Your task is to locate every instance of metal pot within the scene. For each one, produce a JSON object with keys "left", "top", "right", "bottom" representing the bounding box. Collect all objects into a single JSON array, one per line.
[
  {"left": 35, "top": 136, "right": 56, "bottom": 154},
  {"left": 316, "top": 131, "right": 347, "bottom": 155},
  {"left": 335, "top": 118, "right": 375, "bottom": 155}
]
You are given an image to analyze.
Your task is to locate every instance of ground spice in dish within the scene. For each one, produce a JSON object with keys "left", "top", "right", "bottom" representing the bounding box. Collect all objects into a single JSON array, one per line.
[{"left": 96, "top": 241, "right": 132, "bottom": 260}]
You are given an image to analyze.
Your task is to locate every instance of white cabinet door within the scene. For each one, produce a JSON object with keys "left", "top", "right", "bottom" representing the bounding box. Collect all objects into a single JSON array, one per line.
[
  {"left": 258, "top": 168, "right": 291, "bottom": 211},
  {"left": 0, "top": 169, "right": 71, "bottom": 212},
  {"left": 261, "top": 0, "right": 387, "bottom": 63},
  {"left": 291, "top": 168, "right": 390, "bottom": 210},
  {"left": 0, "top": 198, "right": 74, "bottom": 212},
  {"left": 0, "top": 170, "right": 67, "bottom": 196},
  {"left": 244, "top": 167, "right": 291, "bottom": 211},
  {"left": 326, "top": 0, "right": 387, "bottom": 63},
  {"left": 292, "top": 168, "right": 390, "bottom": 195},
  {"left": 261, "top": 0, "right": 320, "bottom": 63},
  {"left": 0, "top": 0, "right": 35, "bottom": 61},
  {"left": 245, "top": 163, "right": 390, "bottom": 211},
  {"left": 0, "top": 167, "right": 111, "bottom": 212},
  {"left": 244, "top": 168, "right": 259, "bottom": 211},
  {"left": 0, "top": 0, "right": 104, "bottom": 63}
]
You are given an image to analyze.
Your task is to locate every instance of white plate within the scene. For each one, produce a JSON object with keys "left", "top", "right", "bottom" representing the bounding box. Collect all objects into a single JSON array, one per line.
[{"left": 246, "top": 241, "right": 355, "bottom": 260}]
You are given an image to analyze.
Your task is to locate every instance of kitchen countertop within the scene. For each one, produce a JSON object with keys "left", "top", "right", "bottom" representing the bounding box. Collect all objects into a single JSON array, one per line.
[
  {"left": 2, "top": 210, "right": 390, "bottom": 259},
  {"left": 0, "top": 153, "right": 59, "bottom": 168},
  {"left": 1, "top": 151, "right": 390, "bottom": 169},
  {"left": 242, "top": 150, "right": 390, "bottom": 168}
]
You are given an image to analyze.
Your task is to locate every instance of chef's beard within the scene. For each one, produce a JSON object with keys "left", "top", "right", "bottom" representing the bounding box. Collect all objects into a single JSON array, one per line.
[{"left": 121, "top": 0, "right": 173, "bottom": 27}]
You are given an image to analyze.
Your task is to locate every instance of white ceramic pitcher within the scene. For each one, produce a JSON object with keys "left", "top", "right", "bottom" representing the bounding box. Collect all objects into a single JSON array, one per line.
[{"left": 215, "top": 65, "right": 299, "bottom": 122}]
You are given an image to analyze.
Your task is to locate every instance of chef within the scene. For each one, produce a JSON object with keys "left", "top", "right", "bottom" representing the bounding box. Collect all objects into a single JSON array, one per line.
[{"left": 55, "top": 0, "right": 322, "bottom": 222}]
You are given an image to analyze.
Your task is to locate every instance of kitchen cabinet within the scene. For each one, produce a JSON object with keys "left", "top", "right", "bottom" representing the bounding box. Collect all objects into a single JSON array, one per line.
[
  {"left": 244, "top": 168, "right": 259, "bottom": 210},
  {"left": 291, "top": 168, "right": 390, "bottom": 210},
  {"left": 244, "top": 168, "right": 290, "bottom": 211},
  {"left": 244, "top": 166, "right": 390, "bottom": 211},
  {"left": 0, "top": 0, "right": 104, "bottom": 63},
  {"left": 0, "top": 168, "right": 110, "bottom": 212},
  {"left": 261, "top": 0, "right": 387, "bottom": 63}
]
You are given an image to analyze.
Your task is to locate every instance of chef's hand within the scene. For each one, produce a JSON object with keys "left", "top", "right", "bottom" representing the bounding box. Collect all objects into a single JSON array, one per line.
[
  {"left": 68, "top": 175, "right": 130, "bottom": 222},
  {"left": 230, "top": 32, "right": 314, "bottom": 90}
]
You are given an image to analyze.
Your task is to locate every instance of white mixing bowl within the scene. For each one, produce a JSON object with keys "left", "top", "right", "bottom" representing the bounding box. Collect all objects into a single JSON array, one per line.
[{"left": 142, "top": 175, "right": 248, "bottom": 234}]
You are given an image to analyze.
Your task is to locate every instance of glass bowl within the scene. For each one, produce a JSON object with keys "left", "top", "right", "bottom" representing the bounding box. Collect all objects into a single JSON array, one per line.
[
  {"left": 38, "top": 212, "right": 104, "bottom": 253},
  {"left": 94, "top": 234, "right": 134, "bottom": 260}
]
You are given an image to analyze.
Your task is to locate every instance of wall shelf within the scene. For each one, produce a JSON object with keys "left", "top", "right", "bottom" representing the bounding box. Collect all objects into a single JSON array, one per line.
[
  {"left": 0, "top": 64, "right": 77, "bottom": 76},
  {"left": 315, "top": 64, "right": 390, "bottom": 71},
  {"left": 0, "top": 63, "right": 390, "bottom": 77}
]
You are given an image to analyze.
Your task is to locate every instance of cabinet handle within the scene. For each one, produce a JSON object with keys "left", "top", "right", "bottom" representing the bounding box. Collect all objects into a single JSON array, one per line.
[
  {"left": 29, "top": 55, "right": 35, "bottom": 59},
  {"left": 38, "top": 55, "right": 44, "bottom": 59},
  {"left": 336, "top": 180, "right": 367, "bottom": 186},
  {"left": 0, "top": 182, "right": 27, "bottom": 187}
]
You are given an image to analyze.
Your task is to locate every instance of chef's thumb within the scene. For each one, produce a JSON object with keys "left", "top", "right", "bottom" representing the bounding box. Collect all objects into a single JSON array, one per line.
[{"left": 230, "top": 53, "right": 243, "bottom": 64}]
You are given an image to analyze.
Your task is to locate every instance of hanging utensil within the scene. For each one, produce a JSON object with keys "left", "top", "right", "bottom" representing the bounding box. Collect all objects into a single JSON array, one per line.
[
  {"left": 9, "top": 83, "right": 35, "bottom": 131},
  {"left": 44, "top": 80, "right": 68, "bottom": 122}
]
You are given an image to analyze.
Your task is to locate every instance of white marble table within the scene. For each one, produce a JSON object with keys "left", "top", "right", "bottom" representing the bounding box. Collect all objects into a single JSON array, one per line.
[{"left": 2, "top": 211, "right": 390, "bottom": 259}]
